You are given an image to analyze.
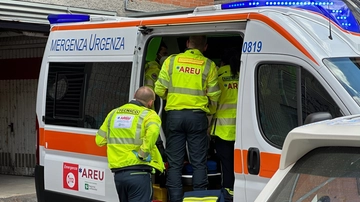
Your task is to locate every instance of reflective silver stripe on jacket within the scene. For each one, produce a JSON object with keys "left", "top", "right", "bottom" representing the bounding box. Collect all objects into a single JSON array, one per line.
[
  {"left": 218, "top": 103, "right": 237, "bottom": 111},
  {"left": 144, "top": 78, "right": 154, "bottom": 86},
  {"left": 107, "top": 109, "right": 150, "bottom": 145},
  {"left": 145, "top": 121, "right": 160, "bottom": 128},
  {"left": 168, "top": 55, "right": 176, "bottom": 79},
  {"left": 207, "top": 83, "right": 220, "bottom": 94},
  {"left": 216, "top": 117, "right": 236, "bottom": 126},
  {"left": 171, "top": 87, "right": 204, "bottom": 96},
  {"left": 138, "top": 150, "right": 150, "bottom": 159},
  {"left": 157, "top": 77, "right": 169, "bottom": 88},
  {"left": 97, "top": 129, "right": 106, "bottom": 138},
  {"left": 202, "top": 59, "right": 211, "bottom": 87},
  {"left": 167, "top": 56, "right": 176, "bottom": 93},
  {"left": 107, "top": 109, "right": 117, "bottom": 139}
]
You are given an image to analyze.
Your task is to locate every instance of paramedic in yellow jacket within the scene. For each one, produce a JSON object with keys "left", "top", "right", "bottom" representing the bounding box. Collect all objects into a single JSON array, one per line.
[
  {"left": 210, "top": 49, "right": 241, "bottom": 201},
  {"left": 144, "top": 42, "right": 168, "bottom": 89},
  {"left": 155, "top": 35, "right": 221, "bottom": 202},
  {"left": 95, "top": 86, "right": 164, "bottom": 202}
]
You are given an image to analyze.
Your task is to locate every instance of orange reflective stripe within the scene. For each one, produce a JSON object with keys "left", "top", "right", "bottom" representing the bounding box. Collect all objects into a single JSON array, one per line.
[
  {"left": 51, "top": 21, "right": 140, "bottom": 31},
  {"left": 242, "top": 150, "right": 249, "bottom": 174},
  {"left": 249, "top": 13, "right": 319, "bottom": 66},
  {"left": 141, "top": 13, "right": 249, "bottom": 27},
  {"left": 39, "top": 128, "right": 45, "bottom": 147},
  {"left": 237, "top": 149, "right": 280, "bottom": 178},
  {"left": 41, "top": 128, "right": 282, "bottom": 178},
  {"left": 234, "top": 149, "right": 242, "bottom": 173},
  {"left": 259, "top": 152, "right": 281, "bottom": 178},
  {"left": 51, "top": 13, "right": 249, "bottom": 31},
  {"left": 41, "top": 129, "right": 106, "bottom": 156}
]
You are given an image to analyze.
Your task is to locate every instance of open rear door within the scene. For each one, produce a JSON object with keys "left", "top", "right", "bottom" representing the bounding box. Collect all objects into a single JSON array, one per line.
[{"left": 37, "top": 24, "right": 140, "bottom": 202}]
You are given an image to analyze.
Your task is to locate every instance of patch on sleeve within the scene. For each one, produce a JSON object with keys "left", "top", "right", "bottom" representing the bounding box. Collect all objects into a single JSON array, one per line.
[{"left": 151, "top": 73, "right": 158, "bottom": 80}]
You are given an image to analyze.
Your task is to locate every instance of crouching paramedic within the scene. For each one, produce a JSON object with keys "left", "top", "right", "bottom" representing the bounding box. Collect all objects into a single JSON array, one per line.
[{"left": 95, "top": 86, "right": 165, "bottom": 202}]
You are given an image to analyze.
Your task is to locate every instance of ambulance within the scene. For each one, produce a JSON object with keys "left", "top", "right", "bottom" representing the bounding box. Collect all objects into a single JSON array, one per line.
[{"left": 34, "top": 0, "right": 360, "bottom": 201}]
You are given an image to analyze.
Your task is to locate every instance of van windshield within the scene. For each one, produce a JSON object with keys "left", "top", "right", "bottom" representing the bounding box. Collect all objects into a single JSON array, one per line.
[
  {"left": 267, "top": 147, "right": 360, "bottom": 202},
  {"left": 323, "top": 57, "right": 360, "bottom": 107}
]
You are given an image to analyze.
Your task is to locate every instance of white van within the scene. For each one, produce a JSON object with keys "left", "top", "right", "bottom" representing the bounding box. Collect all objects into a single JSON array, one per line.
[
  {"left": 35, "top": 0, "right": 360, "bottom": 201},
  {"left": 255, "top": 115, "right": 360, "bottom": 202}
]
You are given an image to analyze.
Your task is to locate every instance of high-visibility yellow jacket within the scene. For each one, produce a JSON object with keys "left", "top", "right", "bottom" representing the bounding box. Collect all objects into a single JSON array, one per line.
[
  {"left": 144, "top": 61, "right": 161, "bottom": 89},
  {"left": 95, "top": 101, "right": 164, "bottom": 172},
  {"left": 154, "top": 49, "right": 221, "bottom": 114},
  {"left": 211, "top": 65, "right": 239, "bottom": 141}
]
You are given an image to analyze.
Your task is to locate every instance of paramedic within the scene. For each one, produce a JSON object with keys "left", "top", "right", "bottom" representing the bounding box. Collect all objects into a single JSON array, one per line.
[
  {"left": 144, "top": 41, "right": 168, "bottom": 164},
  {"left": 155, "top": 35, "right": 221, "bottom": 202},
  {"left": 95, "top": 86, "right": 164, "bottom": 202},
  {"left": 144, "top": 42, "right": 168, "bottom": 89},
  {"left": 210, "top": 49, "right": 241, "bottom": 202}
]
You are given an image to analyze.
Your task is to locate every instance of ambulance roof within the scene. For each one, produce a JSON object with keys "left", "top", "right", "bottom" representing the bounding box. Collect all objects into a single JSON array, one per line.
[
  {"left": 48, "top": 0, "right": 360, "bottom": 34},
  {"left": 280, "top": 115, "right": 360, "bottom": 170}
]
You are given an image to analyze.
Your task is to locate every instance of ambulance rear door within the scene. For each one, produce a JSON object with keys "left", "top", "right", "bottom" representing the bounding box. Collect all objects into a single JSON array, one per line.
[{"left": 38, "top": 22, "right": 139, "bottom": 202}]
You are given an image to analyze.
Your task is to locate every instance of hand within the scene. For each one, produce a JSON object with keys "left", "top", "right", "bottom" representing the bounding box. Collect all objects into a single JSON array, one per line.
[{"left": 132, "top": 150, "right": 151, "bottom": 162}]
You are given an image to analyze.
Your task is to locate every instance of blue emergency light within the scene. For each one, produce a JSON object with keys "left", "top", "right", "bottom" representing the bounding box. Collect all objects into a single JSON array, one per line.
[
  {"left": 47, "top": 14, "right": 90, "bottom": 24},
  {"left": 221, "top": 0, "right": 360, "bottom": 33}
]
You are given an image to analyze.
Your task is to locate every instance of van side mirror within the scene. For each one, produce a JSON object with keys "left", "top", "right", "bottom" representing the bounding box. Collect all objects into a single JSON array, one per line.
[{"left": 304, "top": 112, "right": 332, "bottom": 125}]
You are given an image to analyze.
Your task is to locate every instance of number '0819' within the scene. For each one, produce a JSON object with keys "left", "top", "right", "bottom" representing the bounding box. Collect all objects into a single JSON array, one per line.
[{"left": 242, "top": 41, "right": 263, "bottom": 53}]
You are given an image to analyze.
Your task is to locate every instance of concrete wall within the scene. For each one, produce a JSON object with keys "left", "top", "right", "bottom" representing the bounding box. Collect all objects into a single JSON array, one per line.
[
  {"left": 21, "top": 0, "right": 184, "bottom": 16},
  {"left": 18, "top": 0, "right": 241, "bottom": 16}
]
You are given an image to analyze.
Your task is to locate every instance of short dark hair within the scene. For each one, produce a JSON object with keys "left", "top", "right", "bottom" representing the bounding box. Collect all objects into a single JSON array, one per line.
[
  {"left": 188, "top": 35, "right": 207, "bottom": 50},
  {"left": 221, "top": 48, "right": 241, "bottom": 76}
]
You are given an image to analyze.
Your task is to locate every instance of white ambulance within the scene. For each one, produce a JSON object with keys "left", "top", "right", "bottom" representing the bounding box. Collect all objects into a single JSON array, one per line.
[
  {"left": 35, "top": 0, "right": 360, "bottom": 201},
  {"left": 255, "top": 115, "right": 360, "bottom": 202}
]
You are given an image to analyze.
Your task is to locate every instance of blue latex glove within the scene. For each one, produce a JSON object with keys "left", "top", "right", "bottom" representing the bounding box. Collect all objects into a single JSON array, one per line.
[{"left": 132, "top": 150, "right": 151, "bottom": 162}]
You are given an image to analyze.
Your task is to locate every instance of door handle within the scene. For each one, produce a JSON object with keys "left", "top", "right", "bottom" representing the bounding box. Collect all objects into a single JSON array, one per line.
[
  {"left": 247, "top": 147, "right": 260, "bottom": 175},
  {"left": 8, "top": 122, "right": 14, "bottom": 133}
]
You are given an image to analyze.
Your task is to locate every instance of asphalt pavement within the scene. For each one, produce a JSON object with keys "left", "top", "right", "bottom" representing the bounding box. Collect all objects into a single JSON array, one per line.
[{"left": 0, "top": 174, "right": 37, "bottom": 202}]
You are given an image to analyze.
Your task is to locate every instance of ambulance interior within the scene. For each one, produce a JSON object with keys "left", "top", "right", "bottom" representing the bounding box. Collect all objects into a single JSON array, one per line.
[{"left": 141, "top": 34, "right": 243, "bottom": 189}]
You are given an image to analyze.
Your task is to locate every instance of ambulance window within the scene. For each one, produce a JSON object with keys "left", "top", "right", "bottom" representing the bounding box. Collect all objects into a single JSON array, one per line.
[
  {"left": 258, "top": 64, "right": 341, "bottom": 148},
  {"left": 45, "top": 62, "right": 132, "bottom": 129},
  {"left": 301, "top": 69, "right": 342, "bottom": 121}
]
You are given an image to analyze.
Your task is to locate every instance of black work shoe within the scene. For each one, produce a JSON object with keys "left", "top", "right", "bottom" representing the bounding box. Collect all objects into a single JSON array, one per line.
[{"left": 223, "top": 188, "right": 233, "bottom": 202}]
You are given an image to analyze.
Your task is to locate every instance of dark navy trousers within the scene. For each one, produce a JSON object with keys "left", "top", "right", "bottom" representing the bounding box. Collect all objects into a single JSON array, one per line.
[
  {"left": 165, "top": 109, "right": 209, "bottom": 202},
  {"left": 214, "top": 136, "right": 235, "bottom": 189},
  {"left": 114, "top": 170, "right": 152, "bottom": 202}
]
